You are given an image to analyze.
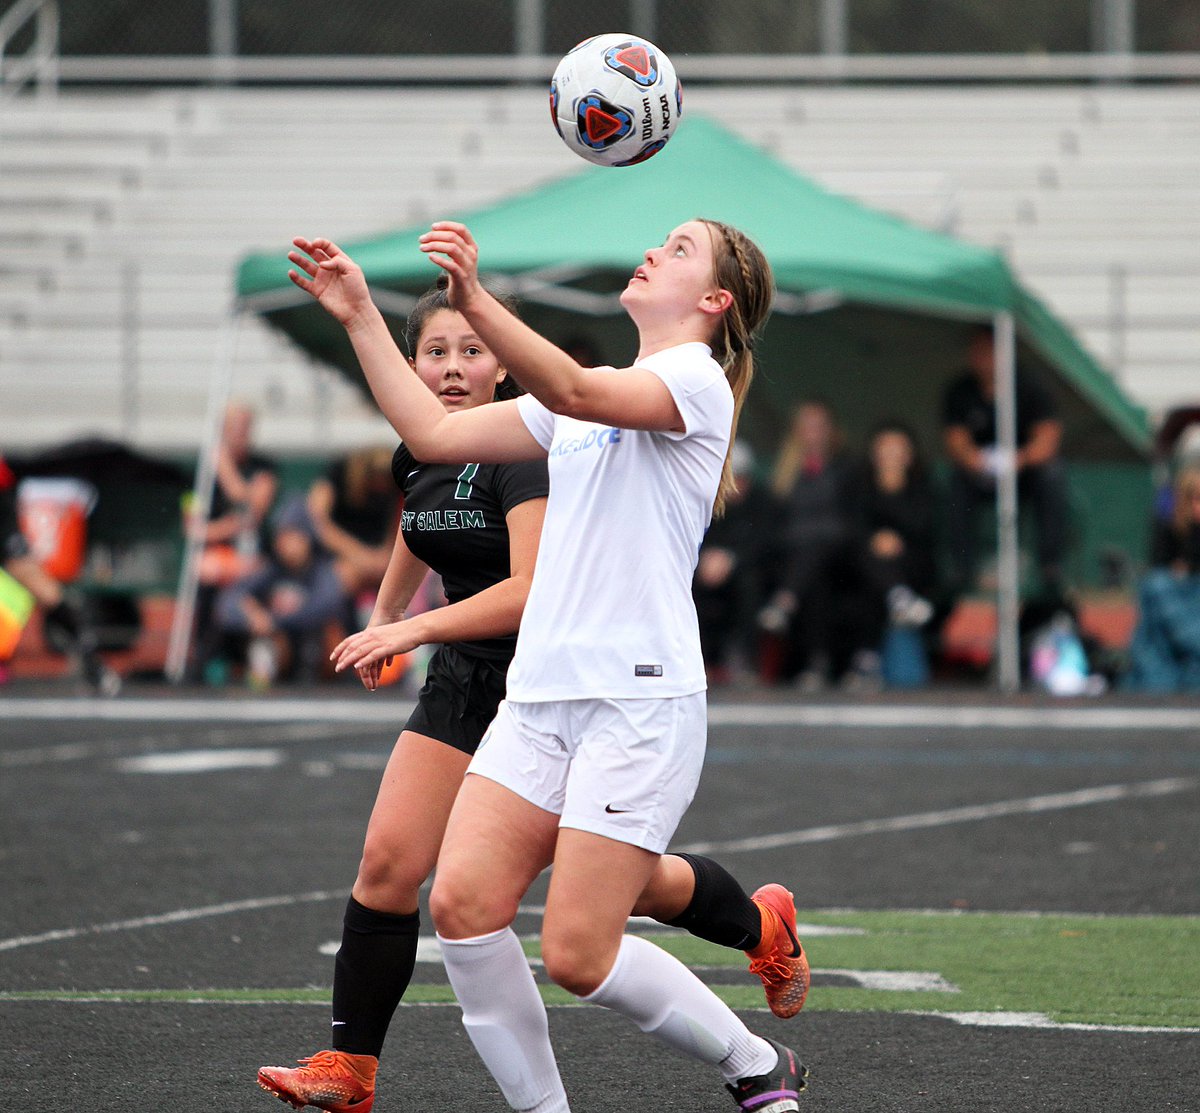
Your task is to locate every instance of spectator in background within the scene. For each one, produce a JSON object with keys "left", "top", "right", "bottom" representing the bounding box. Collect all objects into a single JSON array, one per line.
[
  {"left": 692, "top": 440, "right": 778, "bottom": 686},
  {"left": 213, "top": 496, "right": 348, "bottom": 687},
  {"left": 192, "top": 402, "right": 279, "bottom": 581},
  {"left": 942, "top": 325, "right": 1069, "bottom": 598},
  {"left": 0, "top": 454, "right": 119, "bottom": 694},
  {"left": 839, "top": 421, "right": 938, "bottom": 689},
  {"left": 757, "top": 399, "right": 854, "bottom": 690},
  {"left": 1123, "top": 466, "right": 1200, "bottom": 692},
  {"left": 185, "top": 402, "right": 279, "bottom": 681},
  {"left": 306, "top": 445, "right": 400, "bottom": 618}
]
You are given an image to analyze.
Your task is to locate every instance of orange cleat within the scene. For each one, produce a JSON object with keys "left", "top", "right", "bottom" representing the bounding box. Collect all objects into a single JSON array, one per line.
[
  {"left": 746, "top": 883, "right": 811, "bottom": 1019},
  {"left": 258, "top": 1050, "right": 377, "bottom": 1113}
]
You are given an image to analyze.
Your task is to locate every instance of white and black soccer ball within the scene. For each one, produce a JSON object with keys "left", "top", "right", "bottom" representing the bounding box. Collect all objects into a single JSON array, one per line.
[{"left": 549, "top": 33, "right": 682, "bottom": 167}]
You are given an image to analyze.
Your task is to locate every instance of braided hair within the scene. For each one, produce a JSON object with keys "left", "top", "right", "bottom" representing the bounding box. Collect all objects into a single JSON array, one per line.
[{"left": 699, "top": 219, "right": 774, "bottom": 517}]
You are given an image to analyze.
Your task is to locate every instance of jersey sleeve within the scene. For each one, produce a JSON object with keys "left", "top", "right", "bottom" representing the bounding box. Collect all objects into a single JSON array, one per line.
[
  {"left": 516, "top": 393, "right": 557, "bottom": 451},
  {"left": 490, "top": 458, "right": 550, "bottom": 516},
  {"left": 637, "top": 347, "right": 732, "bottom": 443},
  {"left": 391, "top": 443, "right": 414, "bottom": 491}
]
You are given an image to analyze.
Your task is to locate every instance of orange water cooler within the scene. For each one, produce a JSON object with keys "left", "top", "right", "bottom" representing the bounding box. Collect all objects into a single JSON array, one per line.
[{"left": 17, "top": 478, "right": 98, "bottom": 583}]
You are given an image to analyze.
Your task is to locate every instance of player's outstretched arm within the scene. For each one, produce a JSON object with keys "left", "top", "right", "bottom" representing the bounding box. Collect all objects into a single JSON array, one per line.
[
  {"left": 420, "top": 222, "right": 682, "bottom": 433},
  {"left": 288, "top": 237, "right": 538, "bottom": 464},
  {"left": 420, "top": 222, "right": 589, "bottom": 413},
  {"left": 289, "top": 237, "right": 444, "bottom": 448}
]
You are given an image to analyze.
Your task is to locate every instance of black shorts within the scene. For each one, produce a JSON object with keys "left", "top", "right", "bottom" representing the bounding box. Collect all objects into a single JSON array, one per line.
[
  {"left": 402, "top": 643, "right": 510, "bottom": 756},
  {"left": 0, "top": 485, "right": 30, "bottom": 562}
]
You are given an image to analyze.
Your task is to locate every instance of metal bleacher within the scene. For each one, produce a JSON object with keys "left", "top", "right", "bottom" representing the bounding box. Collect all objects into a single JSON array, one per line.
[
  {"left": 691, "top": 85, "right": 1200, "bottom": 418},
  {"left": 1, "top": 83, "right": 1197, "bottom": 454},
  {"left": 0, "top": 87, "right": 569, "bottom": 453}
]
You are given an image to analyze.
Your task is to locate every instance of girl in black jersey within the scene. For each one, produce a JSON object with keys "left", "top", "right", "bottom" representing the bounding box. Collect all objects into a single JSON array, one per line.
[{"left": 258, "top": 281, "right": 806, "bottom": 1113}]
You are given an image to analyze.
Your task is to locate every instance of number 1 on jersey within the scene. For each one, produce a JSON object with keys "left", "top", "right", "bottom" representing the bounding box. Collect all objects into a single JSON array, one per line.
[{"left": 455, "top": 463, "right": 480, "bottom": 500}]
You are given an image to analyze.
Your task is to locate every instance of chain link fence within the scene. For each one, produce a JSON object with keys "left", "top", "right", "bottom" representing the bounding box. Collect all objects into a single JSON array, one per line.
[{"left": 46, "top": 0, "right": 1200, "bottom": 58}]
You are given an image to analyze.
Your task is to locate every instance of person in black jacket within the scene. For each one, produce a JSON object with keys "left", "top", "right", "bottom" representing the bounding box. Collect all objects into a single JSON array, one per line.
[
  {"left": 304, "top": 445, "right": 398, "bottom": 607},
  {"left": 757, "top": 399, "right": 854, "bottom": 689},
  {"left": 942, "top": 325, "right": 1069, "bottom": 596},
  {"left": 839, "top": 421, "right": 938, "bottom": 687}
]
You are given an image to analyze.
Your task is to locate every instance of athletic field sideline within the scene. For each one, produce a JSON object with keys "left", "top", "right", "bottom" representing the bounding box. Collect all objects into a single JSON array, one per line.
[{"left": 2, "top": 686, "right": 1197, "bottom": 1111}]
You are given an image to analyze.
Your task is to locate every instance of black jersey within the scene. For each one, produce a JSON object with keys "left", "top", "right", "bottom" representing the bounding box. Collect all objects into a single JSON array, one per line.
[
  {"left": 392, "top": 444, "right": 548, "bottom": 662},
  {"left": 942, "top": 370, "right": 1057, "bottom": 449}
]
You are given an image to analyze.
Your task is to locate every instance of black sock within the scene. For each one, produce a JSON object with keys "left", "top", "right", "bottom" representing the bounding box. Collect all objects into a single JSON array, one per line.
[
  {"left": 664, "top": 853, "right": 763, "bottom": 952},
  {"left": 330, "top": 896, "right": 420, "bottom": 1058}
]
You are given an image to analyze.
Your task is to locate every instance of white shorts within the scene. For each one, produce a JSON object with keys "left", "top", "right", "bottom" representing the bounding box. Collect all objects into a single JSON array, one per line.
[{"left": 467, "top": 695, "right": 708, "bottom": 854}]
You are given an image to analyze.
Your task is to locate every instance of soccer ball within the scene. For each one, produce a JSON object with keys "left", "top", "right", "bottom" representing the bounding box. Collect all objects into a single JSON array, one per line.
[{"left": 549, "top": 33, "right": 682, "bottom": 167}]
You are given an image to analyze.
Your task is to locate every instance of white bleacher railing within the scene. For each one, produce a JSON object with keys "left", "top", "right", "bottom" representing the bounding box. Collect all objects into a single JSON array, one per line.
[{"left": 2, "top": 49, "right": 1200, "bottom": 90}]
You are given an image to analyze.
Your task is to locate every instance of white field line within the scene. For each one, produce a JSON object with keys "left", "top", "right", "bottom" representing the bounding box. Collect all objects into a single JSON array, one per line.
[
  {"left": 2, "top": 697, "right": 1199, "bottom": 731},
  {"left": 438, "top": 938, "right": 956, "bottom": 993},
  {"left": 115, "top": 749, "right": 283, "bottom": 773},
  {"left": 825, "top": 969, "right": 958, "bottom": 992},
  {"left": 2, "top": 995, "right": 1193, "bottom": 1033},
  {"left": 675, "top": 776, "right": 1198, "bottom": 855},
  {"left": 0, "top": 890, "right": 343, "bottom": 952},
  {"left": 624, "top": 915, "right": 865, "bottom": 937},
  {"left": 706, "top": 703, "right": 1200, "bottom": 731},
  {"left": 4, "top": 778, "right": 1195, "bottom": 952},
  {"left": 0, "top": 722, "right": 381, "bottom": 769},
  {"left": 921, "top": 1010, "right": 1200, "bottom": 1034},
  {"left": 0, "top": 698, "right": 418, "bottom": 722}
]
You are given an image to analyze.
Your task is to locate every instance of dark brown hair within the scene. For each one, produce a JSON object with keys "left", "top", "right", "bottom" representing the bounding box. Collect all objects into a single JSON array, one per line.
[{"left": 404, "top": 275, "right": 524, "bottom": 401}]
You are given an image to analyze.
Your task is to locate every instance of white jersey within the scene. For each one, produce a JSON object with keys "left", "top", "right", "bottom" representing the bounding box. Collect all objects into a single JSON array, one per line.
[{"left": 507, "top": 341, "right": 733, "bottom": 701}]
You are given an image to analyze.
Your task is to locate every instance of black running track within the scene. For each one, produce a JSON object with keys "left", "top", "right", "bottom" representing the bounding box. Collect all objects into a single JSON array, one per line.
[{"left": 2, "top": 682, "right": 1198, "bottom": 1113}]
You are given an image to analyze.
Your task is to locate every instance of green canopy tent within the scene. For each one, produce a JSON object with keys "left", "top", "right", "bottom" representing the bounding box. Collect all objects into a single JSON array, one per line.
[{"left": 216, "top": 115, "right": 1152, "bottom": 689}]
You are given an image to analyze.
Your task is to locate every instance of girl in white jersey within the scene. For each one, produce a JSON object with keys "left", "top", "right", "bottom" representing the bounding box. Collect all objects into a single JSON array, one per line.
[{"left": 286, "top": 221, "right": 809, "bottom": 1113}]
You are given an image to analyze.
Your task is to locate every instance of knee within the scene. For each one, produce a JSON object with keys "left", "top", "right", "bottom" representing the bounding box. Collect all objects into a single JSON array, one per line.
[
  {"left": 353, "top": 833, "right": 428, "bottom": 910},
  {"left": 540, "top": 925, "right": 611, "bottom": 998},
  {"left": 429, "top": 868, "right": 521, "bottom": 941}
]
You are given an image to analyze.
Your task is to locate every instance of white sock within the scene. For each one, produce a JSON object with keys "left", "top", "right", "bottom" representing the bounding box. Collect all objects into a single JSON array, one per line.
[
  {"left": 583, "top": 933, "right": 777, "bottom": 1083},
  {"left": 437, "top": 928, "right": 570, "bottom": 1113}
]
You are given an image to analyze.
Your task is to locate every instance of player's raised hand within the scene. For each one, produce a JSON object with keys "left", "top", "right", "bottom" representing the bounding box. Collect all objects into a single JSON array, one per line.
[
  {"left": 288, "top": 237, "right": 374, "bottom": 328},
  {"left": 418, "top": 222, "right": 481, "bottom": 311}
]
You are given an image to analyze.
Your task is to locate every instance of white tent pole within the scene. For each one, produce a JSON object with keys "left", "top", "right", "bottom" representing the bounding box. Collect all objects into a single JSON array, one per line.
[
  {"left": 993, "top": 311, "right": 1021, "bottom": 693},
  {"left": 165, "top": 308, "right": 243, "bottom": 683}
]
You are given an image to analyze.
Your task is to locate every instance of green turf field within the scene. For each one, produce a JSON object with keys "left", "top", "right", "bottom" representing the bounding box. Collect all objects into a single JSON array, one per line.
[
  {"left": 6, "top": 911, "right": 1196, "bottom": 1030},
  {"left": 645, "top": 910, "right": 1200, "bottom": 1029}
]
